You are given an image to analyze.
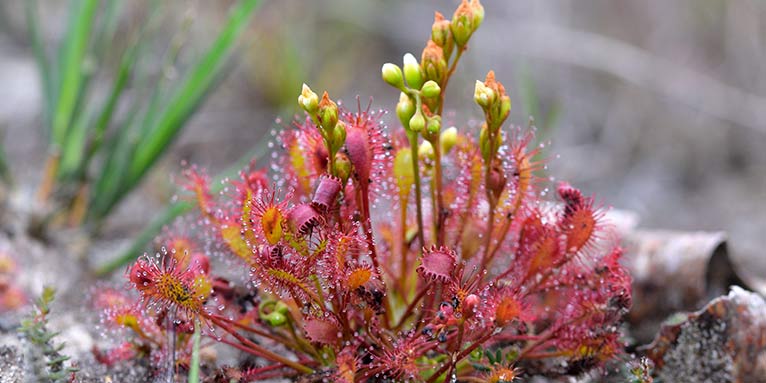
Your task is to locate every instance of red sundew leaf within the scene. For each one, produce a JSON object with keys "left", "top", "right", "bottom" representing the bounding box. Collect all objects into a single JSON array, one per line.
[
  {"left": 346, "top": 266, "right": 373, "bottom": 291},
  {"left": 345, "top": 124, "right": 372, "bottom": 189},
  {"left": 128, "top": 255, "right": 211, "bottom": 317},
  {"left": 180, "top": 166, "right": 216, "bottom": 222},
  {"left": 287, "top": 203, "right": 321, "bottom": 236},
  {"left": 303, "top": 318, "right": 341, "bottom": 346},
  {"left": 417, "top": 245, "right": 457, "bottom": 283},
  {"left": 341, "top": 107, "right": 389, "bottom": 197},
  {"left": 281, "top": 119, "right": 327, "bottom": 196},
  {"left": 556, "top": 182, "right": 605, "bottom": 254},
  {"left": 311, "top": 174, "right": 343, "bottom": 214}
]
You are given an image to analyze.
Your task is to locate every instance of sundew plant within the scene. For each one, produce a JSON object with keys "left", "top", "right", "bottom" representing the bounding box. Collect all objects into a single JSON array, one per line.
[{"left": 99, "top": 1, "right": 632, "bottom": 381}]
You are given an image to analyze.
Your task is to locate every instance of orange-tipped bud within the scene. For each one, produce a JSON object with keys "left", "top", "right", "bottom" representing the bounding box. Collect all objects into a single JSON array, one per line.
[
  {"left": 421, "top": 41, "right": 447, "bottom": 84},
  {"left": 318, "top": 92, "right": 339, "bottom": 131},
  {"left": 431, "top": 12, "right": 452, "bottom": 48}
]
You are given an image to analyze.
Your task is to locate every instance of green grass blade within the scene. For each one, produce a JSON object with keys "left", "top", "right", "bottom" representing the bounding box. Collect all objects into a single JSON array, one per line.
[
  {"left": 126, "top": 0, "right": 260, "bottom": 192},
  {"left": 93, "top": 140, "right": 268, "bottom": 276},
  {"left": 58, "top": 113, "right": 90, "bottom": 177},
  {"left": 93, "top": 201, "right": 191, "bottom": 276},
  {"left": 188, "top": 319, "right": 202, "bottom": 383},
  {"left": 93, "top": 0, "right": 123, "bottom": 60},
  {"left": 51, "top": 0, "right": 98, "bottom": 148},
  {"left": 88, "top": 106, "right": 142, "bottom": 220},
  {"left": 0, "top": 134, "right": 11, "bottom": 185},
  {"left": 25, "top": 0, "right": 54, "bottom": 131},
  {"left": 83, "top": 42, "right": 139, "bottom": 169}
]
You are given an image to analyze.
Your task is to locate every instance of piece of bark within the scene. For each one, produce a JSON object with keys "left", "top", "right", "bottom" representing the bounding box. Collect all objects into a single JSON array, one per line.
[
  {"left": 642, "top": 286, "right": 766, "bottom": 383},
  {"left": 619, "top": 229, "right": 753, "bottom": 342}
]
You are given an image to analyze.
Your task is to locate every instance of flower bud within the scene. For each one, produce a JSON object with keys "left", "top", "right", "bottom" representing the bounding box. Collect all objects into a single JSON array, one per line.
[
  {"left": 274, "top": 301, "right": 290, "bottom": 315},
  {"left": 426, "top": 115, "right": 441, "bottom": 136},
  {"left": 265, "top": 312, "right": 287, "bottom": 327},
  {"left": 474, "top": 80, "right": 495, "bottom": 109},
  {"left": 409, "top": 110, "right": 426, "bottom": 133},
  {"left": 421, "top": 80, "right": 441, "bottom": 99},
  {"left": 451, "top": 0, "right": 475, "bottom": 47},
  {"left": 499, "top": 95, "right": 511, "bottom": 123},
  {"left": 318, "top": 92, "right": 338, "bottom": 131},
  {"left": 418, "top": 140, "right": 434, "bottom": 160},
  {"left": 421, "top": 41, "right": 448, "bottom": 84},
  {"left": 403, "top": 53, "right": 424, "bottom": 90},
  {"left": 470, "top": 0, "right": 484, "bottom": 29},
  {"left": 332, "top": 121, "right": 347, "bottom": 149},
  {"left": 431, "top": 11, "right": 451, "bottom": 47},
  {"left": 381, "top": 63, "right": 404, "bottom": 89},
  {"left": 488, "top": 166, "right": 506, "bottom": 200},
  {"left": 334, "top": 152, "right": 352, "bottom": 185},
  {"left": 298, "top": 84, "right": 319, "bottom": 114},
  {"left": 396, "top": 92, "right": 415, "bottom": 127},
  {"left": 440, "top": 126, "right": 458, "bottom": 154}
]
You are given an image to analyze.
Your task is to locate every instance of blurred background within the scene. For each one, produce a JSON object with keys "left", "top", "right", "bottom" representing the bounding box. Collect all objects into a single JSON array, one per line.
[{"left": 0, "top": 0, "right": 764, "bottom": 273}]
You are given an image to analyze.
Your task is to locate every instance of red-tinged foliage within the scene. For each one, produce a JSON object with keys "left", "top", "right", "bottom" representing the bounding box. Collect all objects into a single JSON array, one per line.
[
  {"left": 100, "top": 1, "right": 632, "bottom": 381},
  {"left": 0, "top": 251, "right": 26, "bottom": 312}
]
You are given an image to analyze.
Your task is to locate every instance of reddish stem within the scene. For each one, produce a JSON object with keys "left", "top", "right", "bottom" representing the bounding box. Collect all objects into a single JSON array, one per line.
[
  {"left": 425, "top": 330, "right": 495, "bottom": 383},
  {"left": 393, "top": 284, "right": 430, "bottom": 331},
  {"left": 208, "top": 315, "right": 313, "bottom": 374}
]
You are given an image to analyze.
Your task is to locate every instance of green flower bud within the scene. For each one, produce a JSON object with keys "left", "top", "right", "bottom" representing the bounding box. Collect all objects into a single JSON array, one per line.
[
  {"left": 431, "top": 11, "right": 451, "bottom": 47},
  {"left": 403, "top": 53, "right": 424, "bottom": 90},
  {"left": 426, "top": 115, "right": 441, "bottom": 136},
  {"left": 381, "top": 63, "right": 404, "bottom": 89},
  {"left": 274, "top": 301, "right": 290, "bottom": 315},
  {"left": 418, "top": 140, "right": 434, "bottom": 160},
  {"left": 265, "top": 312, "right": 287, "bottom": 327},
  {"left": 409, "top": 110, "right": 426, "bottom": 133},
  {"left": 470, "top": 0, "right": 484, "bottom": 30},
  {"left": 334, "top": 153, "right": 353, "bottom": 184},
  {"left": 474, "top": 80, "right": 495, "bottom": 109},
  {"left": 298, "top": 84, "right": 319, "bottom": 114},
  {"left": 450, "top": 1, "right": 474, "bottom": 47},
  {"left": 498, "top": 95, "right": 511, "bottom": 124},
  {"left": 332, "top": 121, "right": 347, "bottom": 149},
  {"left": 318, "top": 92, "right": 339, "bottom": 131},
  {"left": 421, "top": 80, "right": 441, "bottom": 99},
  {"left": 396, "top": 92, "right": 416, "bottom": 128},
  {"left": 440, "top": 126, "right": 458, "bottom": 154}
]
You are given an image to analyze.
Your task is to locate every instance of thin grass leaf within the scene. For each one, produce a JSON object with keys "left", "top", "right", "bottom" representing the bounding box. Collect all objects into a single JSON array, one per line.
[
  {"left": 188, "top": 320, "right": 202, "bottom": 383},
  {"left": 88, "top": 2, "right": 166, "bottom": 217},
  {"left": 93, "top": 0, "right": 123, "bottom": 61},
  {"left": 51, "top": 0, "right": 98, "bottom": 148},
  {"left": 0, "top": 135, "right": 11, "bottom": 185},
  {"left": 88, "top": 102, "right": 144, "bottom": 221},
  {"left": 126, "top": 0, "right": 260, "bottom": 195},
  {"left": 90, "top": 0, "right": 260, "bottom": 221},
  {"left": 58, "top": 112, "right": 90, "bottom": 178},
  {"left": 25, "top": 0, "right": 55, "bottom": 131},
  {"left": 80, "top": 40, "right": 141, "bottom": 177},
  {"left": 93, "top": 140, "right": 268, "bottom": 276}
]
